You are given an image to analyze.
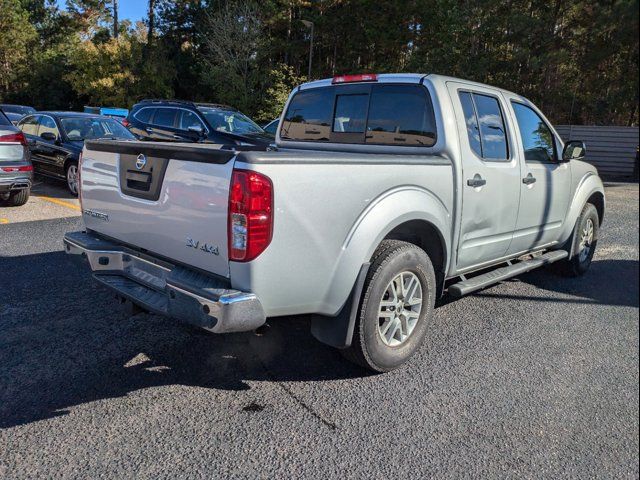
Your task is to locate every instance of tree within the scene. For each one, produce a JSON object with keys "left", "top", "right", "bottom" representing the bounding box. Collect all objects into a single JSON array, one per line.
[
  {"left": 1, "top": 0, "right": 637, "bottom": 125},
  {"left": 199, "top": 1, "right": 263, "bottom": 111},
  {"left": 0, "top": 0, "right": 37, "bottom": 98},
  {"left": 64, "top": 23, "right": 174, "bottom": 106},
  {"left": 257, "top": 64, "right": 305, "bottom": 122}
]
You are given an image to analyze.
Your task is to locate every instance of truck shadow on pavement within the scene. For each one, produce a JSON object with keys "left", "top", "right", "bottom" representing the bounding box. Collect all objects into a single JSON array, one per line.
[
  {"left": 476, "top": 258, "right": 639, "bottom": 308},
  {"left": 1, "top": 251, "right": 637, "bottom": 429},
  {"left": 0, "top": 251, "right": 370, "bottom": 429}
]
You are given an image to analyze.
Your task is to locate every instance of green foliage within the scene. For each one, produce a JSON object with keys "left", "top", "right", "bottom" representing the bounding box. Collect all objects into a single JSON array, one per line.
[
  {"left": 0, "top": 0, "right": 637, "bottom": 125},
  {"left": 64, "top": 24, "right": 175, "bottom": 106},
  {"left": 0, "top": 0, "right": 37, "bottom": 98},
  {"left": 257, "top": 64, "right": 306, "bottom": 122},
  {"left": 198, "top": 1, "right": 263, "bottom": 112}
]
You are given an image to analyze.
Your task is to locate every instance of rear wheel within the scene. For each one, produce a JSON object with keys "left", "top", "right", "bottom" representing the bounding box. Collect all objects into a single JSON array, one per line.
[
  {"left": 66, "top": 161, "right": 79, "bottom": 196},
  {"left": 5, "top": 188, "right": 30, "bottom": 206},
  {"left": 560, "top": 203, "right": 599, "bottom": 276},
  {"left": 341, "top": 240, "right": 436, "bottom": 372}
]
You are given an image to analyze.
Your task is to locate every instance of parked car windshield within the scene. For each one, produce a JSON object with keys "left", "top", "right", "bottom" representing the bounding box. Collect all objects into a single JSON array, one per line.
[
  {"left": 60, "top": 117, "right": 134, "bottom": 141},
  {"left": 197, "top": 107, "right": 264, "bottom": 135}
]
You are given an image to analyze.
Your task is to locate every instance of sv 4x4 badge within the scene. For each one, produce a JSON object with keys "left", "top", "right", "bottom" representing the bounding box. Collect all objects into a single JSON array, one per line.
[{"left": 186, "top": 237, "right": 219, "bottom": 256}]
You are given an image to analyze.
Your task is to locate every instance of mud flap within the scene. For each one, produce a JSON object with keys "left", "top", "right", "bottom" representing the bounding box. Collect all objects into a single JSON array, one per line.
[{"left": 310, "top": 263, "right": 370, "bottom": 349}]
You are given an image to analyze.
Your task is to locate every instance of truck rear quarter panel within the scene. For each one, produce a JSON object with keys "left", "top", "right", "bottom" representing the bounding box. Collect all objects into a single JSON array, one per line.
[{"left": 231, "top": 152, "right": 454, "bottom": 317}]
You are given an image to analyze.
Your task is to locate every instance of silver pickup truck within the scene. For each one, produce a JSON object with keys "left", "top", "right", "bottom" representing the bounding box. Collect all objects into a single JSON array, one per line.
[{"left": 64, "top": 73, "right": 605, "bottom": 372}]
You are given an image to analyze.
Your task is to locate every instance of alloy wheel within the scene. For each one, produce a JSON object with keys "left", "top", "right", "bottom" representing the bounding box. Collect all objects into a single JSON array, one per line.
[
  {"left": 578, "top": 218, "right": 594, "bottom": 263},
  {"left": 377, "top": 271, "right": 423, "bottom": 347},
  {"left": 67, "top": 164, "right": 78, "bottom": 195}
]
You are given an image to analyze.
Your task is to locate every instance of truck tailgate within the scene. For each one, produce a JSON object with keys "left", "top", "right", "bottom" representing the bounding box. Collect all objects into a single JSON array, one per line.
[{"left": 80, "top": 140, "right": 236, "bottom": 277}]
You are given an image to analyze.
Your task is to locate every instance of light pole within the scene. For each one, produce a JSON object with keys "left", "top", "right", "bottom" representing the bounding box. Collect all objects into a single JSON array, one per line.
[
  {"left": 113, "top": 0, "right": 118, "bottom": 38},
  {"left": 301, "top": 20, "right": 314, "bottom": 80}
]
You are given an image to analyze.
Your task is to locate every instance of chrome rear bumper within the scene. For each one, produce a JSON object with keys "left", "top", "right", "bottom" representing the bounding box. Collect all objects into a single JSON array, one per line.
[{"left": 63, "top": 231, "right": 266, "bottom": 333}]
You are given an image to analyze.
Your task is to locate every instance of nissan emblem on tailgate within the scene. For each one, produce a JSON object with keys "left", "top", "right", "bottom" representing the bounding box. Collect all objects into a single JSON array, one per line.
[{"left": 135, "top": 154, "right": 147, "bottom": 170}]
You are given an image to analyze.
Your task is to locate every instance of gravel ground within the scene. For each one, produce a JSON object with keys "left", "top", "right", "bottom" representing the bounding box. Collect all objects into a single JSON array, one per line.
[{"left": 0, "top": 182, "right": 638, "bottom": 479}]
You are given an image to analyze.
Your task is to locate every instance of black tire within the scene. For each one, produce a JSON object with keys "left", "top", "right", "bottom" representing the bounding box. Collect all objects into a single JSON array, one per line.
[
  {"left": 6, "top": 188, "right": 30, "bottom": 207},
  {"left": 341, "top": 240, "right": 436, "bottom": 372},
  {"left": 65, "top": 161, "right": 79, "bottom": 197},
  {"left": 559, "top": 203, "right": 599, "bottom": 277}
]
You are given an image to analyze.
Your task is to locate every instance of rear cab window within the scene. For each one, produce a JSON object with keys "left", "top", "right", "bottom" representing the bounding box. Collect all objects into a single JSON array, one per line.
[
  {"left": 333, "top": 94, "right": 368, "bottom": 133},
  {"left": 366, "top": 85, "right": 436, "bottom": 146},
  {"left": 280, "top": 88, "right": 333, "bottom": 141},
  {"left": 280, "top": 83, "right": 437, "bottom": 147}
]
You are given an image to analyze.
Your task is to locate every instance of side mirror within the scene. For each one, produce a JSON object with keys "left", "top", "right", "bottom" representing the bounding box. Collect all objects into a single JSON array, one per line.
[
  {"left": 562, "top": 140, "right": 586, "bottom": 162},
  {"left": 187, "top": 125, "right": 205, "bottom": 137},
  {"left": 40, "top": 131, "right": 58, "bottom": 142}
]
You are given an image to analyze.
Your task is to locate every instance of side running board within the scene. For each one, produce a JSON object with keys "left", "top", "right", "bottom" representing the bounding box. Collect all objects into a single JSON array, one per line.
[{"left": 448, "top": 250, "right": 569, "bottom": 297}]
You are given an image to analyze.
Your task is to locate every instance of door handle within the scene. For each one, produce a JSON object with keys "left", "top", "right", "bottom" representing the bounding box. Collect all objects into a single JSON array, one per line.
[
  {"left": 467, "top": 175, "right": 487, "bottom": 188},
  {"left": 522, "top": 174, "right": 537, "bottom": 185}
]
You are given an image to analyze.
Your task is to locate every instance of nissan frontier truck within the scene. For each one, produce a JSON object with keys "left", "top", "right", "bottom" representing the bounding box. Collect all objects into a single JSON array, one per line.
[{"left": 63, "top": 74, "right": 604, "bottom": 372}]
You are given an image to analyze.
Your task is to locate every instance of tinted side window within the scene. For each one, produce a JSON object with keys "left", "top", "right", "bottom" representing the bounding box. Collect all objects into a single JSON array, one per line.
[
  {"left": 179, "top": 110, "right": 204, "bottom": 131},
  {"left": 135, "top": 107, "right": 154, "bottom": 123},
  {"left": 280, "top": 88, "right": 333, "bottom": 141},
  {"left": 511, "top": 102, "right": 557, "bottom": 162},
  {"left": 153, "top": 108, "right": 177, "bottom": 128},
  {"left": 473, "top": 94, "right": 508, "bottom": 159},
  {"left": 39, "top": 116, "right": 59, "bottom": 138},
  {"left": 459, "top": 92, "right": 482, "bottom": 157},
  {"left": 366, "top": 85, "right": 436, "bottom": 146},
  {"left": 19, "top": 115, "right": 40, "bottom": 136}
]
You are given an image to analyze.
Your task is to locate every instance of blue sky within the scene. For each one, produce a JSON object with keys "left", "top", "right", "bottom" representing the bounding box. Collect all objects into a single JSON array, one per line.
[{"left": 55, "top": 0, "right": 148, "bottom": 23}]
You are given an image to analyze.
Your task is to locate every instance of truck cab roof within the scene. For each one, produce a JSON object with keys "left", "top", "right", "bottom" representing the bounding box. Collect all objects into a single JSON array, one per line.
[{"left": 298, "top": 73, "right": 523, "bottom": 100}]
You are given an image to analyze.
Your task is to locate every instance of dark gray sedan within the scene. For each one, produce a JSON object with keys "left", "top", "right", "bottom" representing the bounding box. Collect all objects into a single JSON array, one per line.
[{"left": 0, "top": 110, "right": 32, "bottom": 207}]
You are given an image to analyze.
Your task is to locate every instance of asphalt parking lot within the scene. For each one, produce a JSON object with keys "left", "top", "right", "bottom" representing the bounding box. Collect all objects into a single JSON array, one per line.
[{"left": 1, "top": 179, "right": 638, "bottom": 478}]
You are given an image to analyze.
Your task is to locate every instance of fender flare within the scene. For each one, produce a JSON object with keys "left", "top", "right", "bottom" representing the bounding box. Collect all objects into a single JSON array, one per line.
[
  {"left": 558, "top": 172, "right": 605, "bottom": 255},
  {"left": 312, "top": 187, "right": 451, "bottom": 348}
]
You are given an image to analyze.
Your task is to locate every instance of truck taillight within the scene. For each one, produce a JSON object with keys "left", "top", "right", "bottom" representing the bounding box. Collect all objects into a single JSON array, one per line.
[{"left": 228, "top": 169, "right": 273, "bottom": 262}]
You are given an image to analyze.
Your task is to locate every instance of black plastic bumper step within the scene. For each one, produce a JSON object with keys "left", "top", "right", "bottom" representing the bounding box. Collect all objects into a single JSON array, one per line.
[
  {"left": 448, "top": 250, "right": 568, "bottom": 297},
  {"left": 94, "top": 274, "right": 169, "bottom": 315}
]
